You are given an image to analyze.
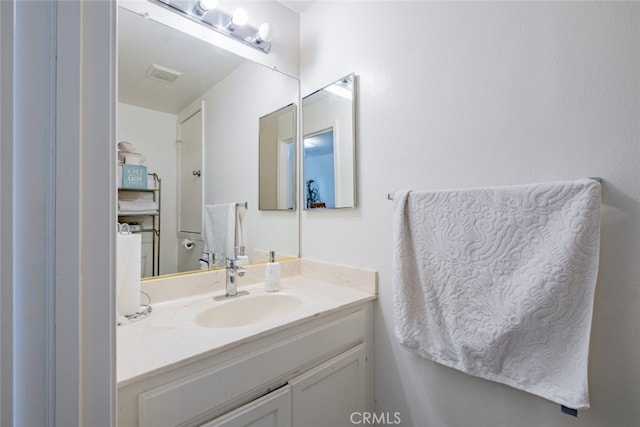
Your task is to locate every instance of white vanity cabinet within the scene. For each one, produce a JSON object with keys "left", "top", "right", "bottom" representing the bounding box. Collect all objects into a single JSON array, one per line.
[
  {"left": 118, "top": 302, "right": 373, "bottom": 427},
  {"left": 205, "top": 343, "right": 367, "bottom": 427},
  {"left": 201, "top": 386, "right": 292, "bottom": 427},
  {"left": 289, "top": 343, "right": 367, "bottom": 427}
]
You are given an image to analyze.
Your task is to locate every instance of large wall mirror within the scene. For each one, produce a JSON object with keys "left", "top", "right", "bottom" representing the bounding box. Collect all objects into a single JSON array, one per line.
[
  {"left": 117, "top": 3, "right": 299, "bottom": 278},
  {"left": 302, "top": 74, "right": 356, "bottom": 209}
]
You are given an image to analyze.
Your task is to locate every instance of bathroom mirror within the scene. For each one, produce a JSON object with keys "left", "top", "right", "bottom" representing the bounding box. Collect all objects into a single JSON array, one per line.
[
  {"left": 259, "top": 104, "right": 297, "bottom": 211},
  {"left": 117, "top": 4, "right": 299, "bottom": 278},
  {"left": 302, "top": 74, "right": 356, "bottom": 209}
]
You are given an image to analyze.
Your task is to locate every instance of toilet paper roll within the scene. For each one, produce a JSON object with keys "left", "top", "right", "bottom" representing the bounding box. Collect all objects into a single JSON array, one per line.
[{"left": 116, "top": 233, "right": 142, "bottom": 316}]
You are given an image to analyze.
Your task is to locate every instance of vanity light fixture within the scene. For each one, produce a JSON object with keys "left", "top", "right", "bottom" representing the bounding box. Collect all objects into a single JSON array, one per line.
[
  {"left": 225, "top": 8, "right": 249, "bottom": 31},
  {"left": 155, "top": 0, "right": 273, "bottom": 53},
  {"left": 246, "top": 23, "right": 272, "bottom": 46},
  {"left": 192, "top": 0, "right": 217, "bottom": 16}
]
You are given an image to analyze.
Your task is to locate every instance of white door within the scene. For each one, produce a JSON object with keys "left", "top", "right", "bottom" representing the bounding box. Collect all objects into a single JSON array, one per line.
[
  {"left": 178, "top": 109, "right": 203, "bottom": 234},
  {"left": 290, "top": 344, "right": 367, "bottom": 427},
  {"left": 201, "top": 386, "right": 291, "bottom": 427}
]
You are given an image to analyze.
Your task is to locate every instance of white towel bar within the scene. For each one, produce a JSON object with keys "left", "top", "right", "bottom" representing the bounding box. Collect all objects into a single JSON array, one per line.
[{"left": 386, "top": 177, "right": 602, "bottom": 200}]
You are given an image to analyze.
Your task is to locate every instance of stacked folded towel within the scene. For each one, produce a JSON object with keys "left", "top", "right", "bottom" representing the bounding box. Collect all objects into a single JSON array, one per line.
[
  {"left": 117, "top": 141, "right": 146, "bottom": 165},
  {"left": 118, "top": 199, "right": 159, "bottom": 215}
]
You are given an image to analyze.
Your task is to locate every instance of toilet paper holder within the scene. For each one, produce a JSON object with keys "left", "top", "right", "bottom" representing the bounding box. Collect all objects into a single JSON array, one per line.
[{"left": 182, "top": 238, "right": 196, "bottom": 250}]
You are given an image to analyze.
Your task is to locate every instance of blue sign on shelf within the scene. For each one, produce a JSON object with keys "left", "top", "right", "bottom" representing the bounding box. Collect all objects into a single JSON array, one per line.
[{"left": 122, "top": 164, "right": 147, "bottom": 189}]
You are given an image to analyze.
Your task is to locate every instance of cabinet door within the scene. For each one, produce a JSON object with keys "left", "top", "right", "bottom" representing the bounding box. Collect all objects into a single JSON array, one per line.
[
  {"left": 290, "top": 344, "right": 366, "bottom": 427},
  {"left": 201, "top": 386, "right": 291, "bottom": 427}
]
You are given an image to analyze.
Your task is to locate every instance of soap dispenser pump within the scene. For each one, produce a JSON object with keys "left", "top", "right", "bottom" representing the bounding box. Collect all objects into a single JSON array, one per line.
[
  {"left": 236, "top": 246, "right": 249, "bottom": 266},
  {"left": 264, "top": 251, "right": 281, "bottom": 292}
]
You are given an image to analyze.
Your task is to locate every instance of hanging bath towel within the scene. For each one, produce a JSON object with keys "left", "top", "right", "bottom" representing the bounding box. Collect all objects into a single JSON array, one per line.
[
  {"left": 203, "top": 203, "right": 236, "bottom": 264},
  {"left": 392, "top": 179, "right": 601, "bottom": 409}
]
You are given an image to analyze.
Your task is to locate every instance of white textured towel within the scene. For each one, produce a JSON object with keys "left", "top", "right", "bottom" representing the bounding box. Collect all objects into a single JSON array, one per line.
[
  {"left": 118, "top": 199, "right": 158, "bottom": 213},
  {"left": 235, "top": 204, "right": 247, "bottom": 250},
  {"left": 392, "top": 179, "right": 601, "bottom": 409},
  {"left": 203, "top": 203, "right": 236, "bottom": 265}
]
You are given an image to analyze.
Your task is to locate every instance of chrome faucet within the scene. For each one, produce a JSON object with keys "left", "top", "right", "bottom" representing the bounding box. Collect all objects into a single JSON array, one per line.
[{"left": 214, "top": 258, "right": 248, "bottom": 300}]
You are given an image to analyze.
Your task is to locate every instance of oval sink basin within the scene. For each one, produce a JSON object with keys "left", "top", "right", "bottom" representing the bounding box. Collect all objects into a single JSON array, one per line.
[{"left": 195, "top": 293, "right": 303, "bottom": 328}]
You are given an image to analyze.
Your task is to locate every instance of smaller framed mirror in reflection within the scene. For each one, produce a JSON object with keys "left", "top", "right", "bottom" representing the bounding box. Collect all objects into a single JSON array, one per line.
[
  {"left": 302, "top": 73, "right": 357, "bottom": 210},
  {"left": 258, "top": 103, "right": 297, "bottom": 211}
]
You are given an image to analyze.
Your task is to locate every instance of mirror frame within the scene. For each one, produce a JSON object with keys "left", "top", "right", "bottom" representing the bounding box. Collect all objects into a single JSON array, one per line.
[{"left": 302, "top": 73, "right": 357, "bottom": 210}]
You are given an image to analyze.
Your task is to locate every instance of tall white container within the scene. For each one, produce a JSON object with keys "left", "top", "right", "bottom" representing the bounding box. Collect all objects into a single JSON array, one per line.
[
  {"left": 264, "top": 251, "right": 281, "bottom": 292},
  {"left": 116, "top": 232, "right": 142, "bottom": 316}
]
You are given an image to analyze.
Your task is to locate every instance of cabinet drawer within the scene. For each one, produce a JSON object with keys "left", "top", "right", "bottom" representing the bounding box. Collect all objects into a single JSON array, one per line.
[{"left": 138, "top": 309, "right": 366, "bottom": 427}]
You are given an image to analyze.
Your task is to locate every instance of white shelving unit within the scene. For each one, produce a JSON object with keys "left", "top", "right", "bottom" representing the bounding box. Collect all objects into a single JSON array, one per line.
[{"left": 118, "top": 173, "right": 161, "bottom": 276}]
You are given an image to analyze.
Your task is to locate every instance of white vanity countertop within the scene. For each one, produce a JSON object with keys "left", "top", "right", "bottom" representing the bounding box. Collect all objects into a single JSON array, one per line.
[{"left": 117, "top": 276, "right": 376, "bottom": 387}]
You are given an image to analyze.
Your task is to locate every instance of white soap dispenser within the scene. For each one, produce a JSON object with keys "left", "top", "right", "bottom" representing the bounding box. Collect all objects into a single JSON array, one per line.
[
  {"left": 264, "top": 251, "right": 281, "bottom": 292},
  {"left": 236, "top": 246, "right": 250, "bottom": 266}
]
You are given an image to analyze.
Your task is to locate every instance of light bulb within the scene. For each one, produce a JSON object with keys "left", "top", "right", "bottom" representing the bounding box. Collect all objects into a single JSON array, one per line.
[
  {"left": 231, "top": 8, "right": 249, "bottom": 27},
  {"left": 258, "top": 23, "right": 272, "bottom": 42},
  {"left": 199, "top": 0, "right": 218, "bottom": 11},
  {"left": 193, "top": 0, "right": 217, "bottom": 16}
]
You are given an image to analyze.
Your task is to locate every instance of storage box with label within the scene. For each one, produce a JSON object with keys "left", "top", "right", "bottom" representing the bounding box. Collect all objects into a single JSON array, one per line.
[{"left": 122, "top": 164, "right": 148, "bottom": 189}]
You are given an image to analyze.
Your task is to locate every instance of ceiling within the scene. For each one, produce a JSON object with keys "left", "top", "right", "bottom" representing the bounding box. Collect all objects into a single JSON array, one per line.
[
  {"left": 278, "top": 0, "right": 316, "bottom": 14},
  {"left": 118, "top": 7, "right": 246, "bottom": 115},
  {"left": 119, "top": 1, "right": 315, "bottom": 114}
]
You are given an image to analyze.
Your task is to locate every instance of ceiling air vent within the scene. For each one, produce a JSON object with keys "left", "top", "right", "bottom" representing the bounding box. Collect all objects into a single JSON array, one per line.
[{"left": 146, "top": 64, "right": 183, "bottom": 84}]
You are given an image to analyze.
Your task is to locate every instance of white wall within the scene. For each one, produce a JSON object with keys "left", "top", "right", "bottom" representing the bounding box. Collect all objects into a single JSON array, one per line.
[
  {"left": 301, "top": 2, "right": 640, "bottom": 426},
  {"left": 118, "top": 103, "right": 178, "bottom": 276}
]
